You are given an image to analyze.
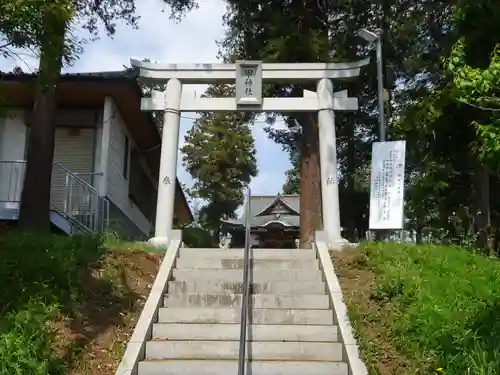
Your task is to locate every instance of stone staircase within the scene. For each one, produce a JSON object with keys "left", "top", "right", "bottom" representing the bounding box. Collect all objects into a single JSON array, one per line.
[{"left": 136, "top": 247, "right": 350, "bottom": 375}]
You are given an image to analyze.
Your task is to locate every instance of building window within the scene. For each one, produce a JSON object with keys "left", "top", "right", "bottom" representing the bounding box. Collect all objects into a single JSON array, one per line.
[{"left": 123, "top": 135, "right": 130, "bottom": 178}]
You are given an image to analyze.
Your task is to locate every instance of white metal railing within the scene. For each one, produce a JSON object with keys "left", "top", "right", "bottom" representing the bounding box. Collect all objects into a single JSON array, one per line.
[
  {"left": 0, "top": 160, "right": 109, "bottom": 233},
  {"left": 0, "top": 160, "right": 25, "bottom": 205}
]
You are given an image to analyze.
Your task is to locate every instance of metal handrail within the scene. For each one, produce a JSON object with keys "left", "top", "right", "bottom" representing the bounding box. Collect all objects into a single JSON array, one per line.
[
  {"left": 53, "top": 162, "right": 98, "bottom": 192},
  {"left": 0, "top": 160, "right": 97, "bottom": 193},
  {"left": 0, "top": 159, "right": 109, "bottom": 233},
  {"left": 74, "top": 171, "right": 104, "bottom": 177},
  {"left": 54, "top": 162, "right": 110, "bottom": 233},
  {"left": 237, "top": 187, "right": 252, "bottom": 375}
]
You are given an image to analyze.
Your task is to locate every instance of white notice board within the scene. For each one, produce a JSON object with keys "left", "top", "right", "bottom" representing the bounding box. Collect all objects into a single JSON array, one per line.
[{"left": 368, "top": 141, "right": 406, "bottom": 230}]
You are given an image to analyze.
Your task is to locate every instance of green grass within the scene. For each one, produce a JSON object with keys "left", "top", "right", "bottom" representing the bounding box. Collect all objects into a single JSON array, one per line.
[
  {"left": 100, "top": 228, "right": 160, "bottom": 252},
  {"left": 354, "top": 242, "right": 500, "bottom": 375},
  {"left": 0, "top": 231, "right": 107, "bottom": 375}
]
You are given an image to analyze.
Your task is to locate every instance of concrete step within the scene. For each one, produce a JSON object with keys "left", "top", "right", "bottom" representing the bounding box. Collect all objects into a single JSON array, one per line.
[
  {"left": 139, "top": 359, "right": 347, "bottom": 375},
  {"left": 152, "top": 323, "right": 338, "bottom": 341},
  {"left": 163, "top": 293, "right": 330, "bottom": 309},
  {"left": 175, "top": 257, "right": 319, "bottom": 270},
  {"left": 172, "top": 268, "right": 323, "bottom": 282},
  {"left": 157, "top": 308, "right": 334, "bottom": 325},
  {"left": 145, "top": 340, "right": 343, "bottom": 361},
  {"left": 168, "top": 280, "right": 326, "bottom": 294},
  {"left": 179, "top": 248, "right": 316, "bottom": 259}
]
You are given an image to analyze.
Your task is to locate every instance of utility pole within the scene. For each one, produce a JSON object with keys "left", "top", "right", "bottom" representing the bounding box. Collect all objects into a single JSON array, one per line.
[
  {"left": 375, "top": 34, "right": 386, "bottom": 142},
  {"left": 357, "top": 28, "right": 386, "bottom": 142},
  {"left": 381, "top": 0, "right": 391, "bottom": 139}
]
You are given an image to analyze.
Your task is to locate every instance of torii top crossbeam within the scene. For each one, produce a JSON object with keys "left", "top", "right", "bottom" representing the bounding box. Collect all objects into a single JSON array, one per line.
[{"left": 130, "top": 58, "right": 370, "bottom": 84}]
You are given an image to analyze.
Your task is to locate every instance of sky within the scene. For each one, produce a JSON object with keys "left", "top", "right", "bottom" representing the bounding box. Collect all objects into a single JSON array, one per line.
[{"left": 0, "top": 0, "right": 291, "bottom": 211}]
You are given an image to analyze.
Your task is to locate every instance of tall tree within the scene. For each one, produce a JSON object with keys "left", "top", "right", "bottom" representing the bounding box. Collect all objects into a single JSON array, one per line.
[
  {"left": 220, "top": 0, "right": 339, "bottom": 247},
  {"left": 181, "top": 84, "right": 258, "bottom": 238},
  {"left": 216, "top": 0, "right": 496, "bottom": 248},
  {"left": 443, "top": 3, "right": 500, "bottom": 250},
  {"left": 387, "top": 0, "right": 500, "bottom": 250},
  {"left": 14, "top": 0, "right": 197, "bottom": 231},
  {"left": 1, "top": 2, "right": 73, "bottom": 112},
  {"left": 0, "top": 1, "right": 73, "bottom": 54}
]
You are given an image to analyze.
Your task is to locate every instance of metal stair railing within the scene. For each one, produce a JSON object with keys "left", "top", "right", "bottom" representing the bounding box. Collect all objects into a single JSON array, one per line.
[
  {"left": 52, "top": 162, "right": 110, "bottom": 233},
  {"left": 0, "top": 160, "right": 109, "bottom": 233},
  {"left": 237, "top": 187, "right": 252, "bottom": 375}
]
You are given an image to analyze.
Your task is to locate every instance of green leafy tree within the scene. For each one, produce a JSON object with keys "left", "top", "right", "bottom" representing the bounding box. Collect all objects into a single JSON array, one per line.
[
  {"left": 446, "top": 40, "right": 500, "bottom": 163},
  {"left": 0, "top": 1, "right": 73, "bottom": 56},
  {"left": 443, "top": 34, "right": 500, "bottom": 251},
  {"left": 181, "top": 84, "right": 258, "bottom": 238},
  {"left": 0, "top": 2, "right": 73, "bottom": 117}
]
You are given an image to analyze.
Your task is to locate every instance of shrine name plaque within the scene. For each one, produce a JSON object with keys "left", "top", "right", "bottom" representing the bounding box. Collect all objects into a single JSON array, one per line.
[{"left": 235, "top": 60, "right": 263, "bottom": 106}]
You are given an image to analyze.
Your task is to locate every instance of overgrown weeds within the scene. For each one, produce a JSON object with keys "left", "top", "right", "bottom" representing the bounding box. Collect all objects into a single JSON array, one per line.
[{"left": 335, "top": 243, "right": 500, "bottom": 375}]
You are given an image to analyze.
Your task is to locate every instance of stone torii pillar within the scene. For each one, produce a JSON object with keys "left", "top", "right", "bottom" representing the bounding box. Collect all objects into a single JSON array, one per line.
[
  {"left": 149, "top": 78, "right": 182, "bottom": 248},
  {"left": 317, "top": 80, "right": 349, "bottom": 248},
  {"left": 130, "top": 59, "right": 369, "bottom": 248}
]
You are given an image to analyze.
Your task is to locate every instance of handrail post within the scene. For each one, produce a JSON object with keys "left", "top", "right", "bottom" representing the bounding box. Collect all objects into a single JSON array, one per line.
[
  {"left": 238, "top": 187, "right": 252, "bottom": 375},
  {"left": 63, "top": 169, "right": 70, "bottom": 215}
]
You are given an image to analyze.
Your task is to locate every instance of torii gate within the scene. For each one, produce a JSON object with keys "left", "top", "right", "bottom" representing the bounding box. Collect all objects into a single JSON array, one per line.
[{"left": 130, "top": 59, "right": 369, "bottom": 248}]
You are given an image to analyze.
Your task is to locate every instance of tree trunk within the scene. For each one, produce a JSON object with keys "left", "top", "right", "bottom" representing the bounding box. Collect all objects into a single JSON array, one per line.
[
  {"left": 345, "top": 119, "right": 356, "bottom": 241},
  {"left": 473, "top": 159, "right": 491, "bottom": 253},
  {"left": 415, "top": 221, "right": 423, "bottom": 244},
  {"left": 415, "top": 229, "right": 423, "bottom": 244},
  {"left": 18, "top": 20, "right": 65, "bottom": 231},
  {"left": 298, "top": 113, "right": 322, "bottom": 248}
]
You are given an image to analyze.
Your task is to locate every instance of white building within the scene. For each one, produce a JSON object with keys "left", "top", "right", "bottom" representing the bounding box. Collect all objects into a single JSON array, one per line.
[{"left": 0, "top": 70, "right": 192, "bottom": 238}]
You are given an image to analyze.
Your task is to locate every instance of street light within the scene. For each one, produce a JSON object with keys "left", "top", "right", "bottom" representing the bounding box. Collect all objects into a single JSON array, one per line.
[{"left": 357, "top": 28, "right": 386, "bottom": 142}]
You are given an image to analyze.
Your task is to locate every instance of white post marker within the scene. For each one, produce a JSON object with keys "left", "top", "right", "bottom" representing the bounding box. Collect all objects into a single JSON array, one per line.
[{"left": 368, "top": 140, "right": 406, "bottom": 230}]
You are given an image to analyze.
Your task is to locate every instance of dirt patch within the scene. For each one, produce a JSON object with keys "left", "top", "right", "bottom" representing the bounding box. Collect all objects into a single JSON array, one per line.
[
  {"left": 331, "top": 249, "right": 416, "bottom": 375},
  {"left": 55, "top": 249, "right": 162, "bottom": 375}
]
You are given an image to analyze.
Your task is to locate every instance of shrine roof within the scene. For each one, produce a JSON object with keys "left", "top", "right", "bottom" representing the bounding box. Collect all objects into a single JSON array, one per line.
[{"left": 221, "top": 193, "right": 300, "bottom": 228}]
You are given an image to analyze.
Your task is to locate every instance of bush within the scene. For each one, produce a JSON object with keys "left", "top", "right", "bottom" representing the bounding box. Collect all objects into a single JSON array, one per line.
[
  {"left": 182, "top": 227, "right": 218, "bottom": 248},
  {"left": 0, "top": 231, "right": 104, "bottom": 375}
]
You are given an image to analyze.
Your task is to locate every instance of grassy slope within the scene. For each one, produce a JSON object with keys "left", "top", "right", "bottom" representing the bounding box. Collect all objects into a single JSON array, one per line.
[
  {"left": 0, "top": 231, "right": 161, "bottom": 375},
  {"left": 4, "top": 230, "right": 499, "bottom": 375},
  {"left": 333, "top": 243, "right": 500, "bottom": 375}
]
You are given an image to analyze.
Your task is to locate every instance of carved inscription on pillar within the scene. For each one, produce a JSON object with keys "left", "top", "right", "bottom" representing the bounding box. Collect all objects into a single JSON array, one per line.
[
  {"left": 326, "top": 175, "right": 336, "bottom": 185},
  {"left": 162, "top": 176, "right": 171, "bottom": 185}
]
